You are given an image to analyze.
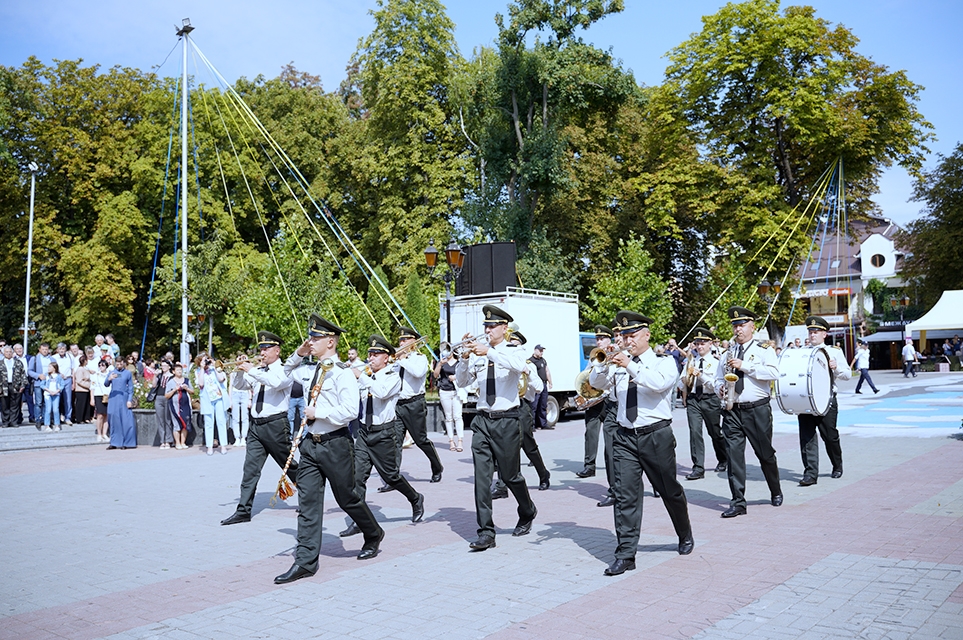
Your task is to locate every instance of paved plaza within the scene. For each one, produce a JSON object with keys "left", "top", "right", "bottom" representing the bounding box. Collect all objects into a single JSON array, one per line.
[{"left": 1, "top": 371, "right": 961, "bottom": 639}]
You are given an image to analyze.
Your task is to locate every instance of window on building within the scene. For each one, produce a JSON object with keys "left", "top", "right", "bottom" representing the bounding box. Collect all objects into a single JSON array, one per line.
[
  {"left": 870, "top": 254, "right": 885, "bottom": 268},
  {"left": 831, "top": 259, "right": 840, "bottom": 269}
]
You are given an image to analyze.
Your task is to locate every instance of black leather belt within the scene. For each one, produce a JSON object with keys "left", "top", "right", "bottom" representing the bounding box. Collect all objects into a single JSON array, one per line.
[
  {"left": 730, "top": 397, "right": 771, "bottom": 410},
  {"left": 309, "top": 427, "right": 349, "bottom": 444},
  {"left": 251, "top": 412, "right": 285, "bottom": 425},
  {"left": 398, "top": 395, "right": 424, "bottom": 406},
  {"left": 361, "top": 422, "right": 392, "bottom": 433},
  {"left": 480, "top": 408, "right": 519, "bottom": 419},
  {"left": 619, "top": 418, "right": 671, "bottom": 436}
]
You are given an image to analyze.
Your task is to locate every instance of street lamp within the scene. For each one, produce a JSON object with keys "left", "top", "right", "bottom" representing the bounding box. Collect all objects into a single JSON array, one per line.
[
  {"left": 23, "top": 162, "right": 38, "bottom": 354},
  {"left": 425, "top": 238, "right": 466, "bottom": 345},
  {"left": 891, "top": 294, "right": 911, "bottom": 341}
]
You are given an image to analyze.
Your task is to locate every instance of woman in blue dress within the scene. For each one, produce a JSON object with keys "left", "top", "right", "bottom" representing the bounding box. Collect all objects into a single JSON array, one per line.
[{"left": 105, "top": 358, "right": 137, "bottom": 449}]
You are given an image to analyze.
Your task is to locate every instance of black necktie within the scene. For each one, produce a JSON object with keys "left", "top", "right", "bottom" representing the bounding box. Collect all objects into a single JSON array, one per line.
[
  {"left": 255, "top": 368, "right": 267, "bottom": 413},
  {"left": 695, "top": 359, "right": 704, "bottom": 399},
  {"left": 365, "top": 391, "right": 374, "bottom": 428},
  {"left": 735, "top": 344, "right": 745, "bottom": 395},
  {"left": 486, "top": 360, "right": 496, "bottom": 406},
  {"left": 626, "top": 356, "right": 639, "bottom": 423}
]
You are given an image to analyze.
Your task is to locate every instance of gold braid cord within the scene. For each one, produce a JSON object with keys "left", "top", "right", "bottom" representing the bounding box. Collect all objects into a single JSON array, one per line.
[{"left": 270, "top": 360, "right": 332, "bottom": 506}]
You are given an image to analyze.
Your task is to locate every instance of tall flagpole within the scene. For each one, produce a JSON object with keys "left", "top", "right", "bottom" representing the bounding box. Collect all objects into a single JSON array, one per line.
[{"left": 176, "top": 19, "right": 194, "bottom": 366}]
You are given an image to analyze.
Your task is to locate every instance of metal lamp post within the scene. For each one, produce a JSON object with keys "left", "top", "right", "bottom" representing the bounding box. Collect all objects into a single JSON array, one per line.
[
  {"left": 891, "top": 294, "right": 910, "bottom": 341},
  {"left": 23, "top": 161, "right": 38, "bottom": 354},
  {"left": 425, "top": 239, "right": 466, "bottom": 346}
]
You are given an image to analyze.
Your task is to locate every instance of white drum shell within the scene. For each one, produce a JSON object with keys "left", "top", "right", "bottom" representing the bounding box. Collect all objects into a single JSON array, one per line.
[{"left": 776, "top": 347, "right": 832, "bottom": 416}]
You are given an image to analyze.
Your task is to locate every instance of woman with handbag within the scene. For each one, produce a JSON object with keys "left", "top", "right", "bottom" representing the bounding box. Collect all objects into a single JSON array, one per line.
[{"left": 152, "top": 360, "right": 174, "bottom": 449}]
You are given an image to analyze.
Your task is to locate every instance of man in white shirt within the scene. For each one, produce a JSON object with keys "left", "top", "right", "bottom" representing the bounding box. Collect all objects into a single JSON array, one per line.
[
  {"left": 901, "top": 338, "right": 918, "bottom": 377},
  {"left": 850, "top": 340, "right": 879, "bottom": 394},
  {"left": 29, "top": 343, "right": 53, "bottom": 428},
  {"left": 590, "top": 310, "right": 694, "bottom": 576},
  {"left": 274, "top": 315, "right": 384, "bottom": 585},
  {"left": 51, "top": 343, "right": 74, "bottom": 425},
  {"left": 391, "top": 326, "right": 444, "bottom": 484},
  {"left": 455, "top": 305, "right": 537, "bottom": 552},
  {"left": 797, "top": 316, "right": 851, "bottom": 485},
  {"left": 221, "top": 331, "right": 297, "bottom": 526},
  {"left": 681, "top": 327, "right": 727, "bottom": 480},
  {"left": 713, "top": 306, "right": 783, "bottom": 518}
]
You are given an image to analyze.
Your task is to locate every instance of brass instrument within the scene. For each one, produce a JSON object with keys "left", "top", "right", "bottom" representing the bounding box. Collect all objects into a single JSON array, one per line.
[
  {"left": 220, "top": 355, "right": 263, "bottom": 373},
  {"left": 519, "top": 360, "right": 530, "bottom": 398},
  {"left": 271, "top": 358, "right": 334, "bottom": 505},
  {"left": 451, "top": 333, "right": 489, "bottom": 356},
  {"left": 589, "top": 346, "right": 630, "bottom": 365},
  {"left": 391, "top": 335, "right": 429, "bottom": 362},
  {"left": 722, "top": 338, "right": 739, "bottom": 411},
  {"left": 573, "top": 369, "right": 607, "bottom": 409}
]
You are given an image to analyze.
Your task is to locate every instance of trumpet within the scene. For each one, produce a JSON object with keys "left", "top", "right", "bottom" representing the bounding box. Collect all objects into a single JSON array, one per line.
[
  {"left": 589, "top": 345, "right": 629, "bottom": 365},
  {"left": 451, "top": 333, "right": 489, "bottom": 356},
  {"left": 221, "top": 355, "right": 263, "bottom": 373},
  {"left": 391, "top": 335, "right": 429, "bottom": 362}
]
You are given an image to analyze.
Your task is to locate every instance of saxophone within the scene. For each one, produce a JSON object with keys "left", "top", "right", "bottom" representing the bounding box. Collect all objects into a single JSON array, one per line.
[{"left": 722, "top": 339, "right": 740, "bottom": 411}]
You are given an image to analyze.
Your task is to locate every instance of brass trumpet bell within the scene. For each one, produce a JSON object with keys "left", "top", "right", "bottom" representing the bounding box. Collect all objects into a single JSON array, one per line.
[{"left": 575, "top": 369, "right": 605, "bottom": 399}]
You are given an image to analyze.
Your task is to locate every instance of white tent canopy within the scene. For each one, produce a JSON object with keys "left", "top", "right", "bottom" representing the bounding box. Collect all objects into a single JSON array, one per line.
[{"left": 905, "top": 290, "right": 963, "bottom": 333}]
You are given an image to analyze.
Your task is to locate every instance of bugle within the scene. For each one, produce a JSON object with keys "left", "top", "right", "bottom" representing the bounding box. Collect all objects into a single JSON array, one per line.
[
  {"left": 451, "top": 333, "right": 489, "bottom": 356},
  {"left": 221, "top": 355, "right": 263, "bottom": 373},
  {"left": 391, "top": 335, "right": 429, "bottom": 362},
  {"left": 589, "top": 346, "right": 630, "bottom": 365}
]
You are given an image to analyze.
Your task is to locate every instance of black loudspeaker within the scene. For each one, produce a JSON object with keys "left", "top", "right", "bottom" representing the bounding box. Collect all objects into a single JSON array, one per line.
[{"left": 455, "top": 242, "right": 517, "bottom": 296}]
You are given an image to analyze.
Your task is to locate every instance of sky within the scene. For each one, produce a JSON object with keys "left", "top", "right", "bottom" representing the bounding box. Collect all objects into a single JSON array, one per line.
[{"left": 3, "top": 0, "right": 960, "bottom": 229}]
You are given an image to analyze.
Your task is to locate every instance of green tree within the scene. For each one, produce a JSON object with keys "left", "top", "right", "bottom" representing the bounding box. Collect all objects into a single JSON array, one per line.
[
  {"left": 898, "top": 143, "right": 963, "bottom": 310},
  {"left": 665, "top": 0, "right": 932, "bottom": 211},
  {"left": 584, "top": 236, "right": 673, "bottom": 343}
]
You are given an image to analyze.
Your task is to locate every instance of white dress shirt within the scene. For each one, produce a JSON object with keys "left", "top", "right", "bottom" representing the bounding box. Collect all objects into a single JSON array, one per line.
[
  {"left": 855, "top": 349, "right": 870, "bottom": 370},
  {"left": 683, "top": 354, "right": 718, "bottom": 396},
  {"left": 393, "top": 352, "right": 428, "bottom": 399},
  {"left": 358, "top": 368, "right": 402, "bottom": 426},
  {"left": 301, "top": 360, "right": 361, "bottom": 435},
  {"left": 814, "top": 342, "right": 852, "bottom": 394},
  {"left": 590, "top": 348, "right": 678, "bottom": 428},
  {"left": 522, "top": 360, "right": 544, "bottom": 403},
  {"left": 713, "top": 340, "right": 779, "bottom": 403},
  {"left": 52, "top": 353, "right": 73, "bottom": 379},
  {"left": 235, "top": 358, "right": 293, "bottom": 418},
  {"left": 455, "top": 342, "right": 528, "bottom": 412}
]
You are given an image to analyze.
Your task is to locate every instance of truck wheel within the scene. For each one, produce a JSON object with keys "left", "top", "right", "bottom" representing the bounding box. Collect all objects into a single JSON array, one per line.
[{"left": 546, "top": 395, "right": 559, "bottom": 427}]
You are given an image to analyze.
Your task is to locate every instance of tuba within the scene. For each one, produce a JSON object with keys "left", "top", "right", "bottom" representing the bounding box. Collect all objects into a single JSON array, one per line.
[{"left": 573, "top": 369, "right": 607, "bottom": 409}]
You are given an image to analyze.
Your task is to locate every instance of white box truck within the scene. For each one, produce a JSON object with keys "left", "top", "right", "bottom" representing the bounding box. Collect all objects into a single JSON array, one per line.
[{"left": 440, "top": 287, "right": 591, "bottom": 426}]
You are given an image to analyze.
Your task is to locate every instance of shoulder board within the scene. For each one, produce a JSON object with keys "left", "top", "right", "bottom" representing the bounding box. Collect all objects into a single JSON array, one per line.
[
  {"left": 656, "top": 353, "right": 668, "bottom": 358},
  {"left": 383, "top": 370, "right": 395, "bottom": 376},
  {"left": 526, "top": 359, "right": 532, "bottom": 364},
  {"left": 507, "top": 344, "right": 518, "bottom": 348},
  {"left": 756, "top": 341, "right": 771, "bottom": 349}
]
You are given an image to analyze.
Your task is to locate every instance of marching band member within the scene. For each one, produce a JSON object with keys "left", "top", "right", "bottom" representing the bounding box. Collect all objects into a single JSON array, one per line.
[
  {"left": 340, "top": 335, "right": 426, "bottom": 538},
  {"left": 681, "top": 327, "right": 727, "bottom": 480},
  {"left": 221, "top": 331, "right": 297, "bottom": 526},
  {"left": 490, "top": 324, "right": 551, "bottom": 497},
  {"left": 713, "top": 306, "right": 783, "bottom": 518},
  {"left": 576, "top": 325, "right": 620, "bottom": 508},
  {"left": 797, "top": 316, "right": 850, "bottom": 485},
  {"left": 391, "top": 327, "right": 444, "bottom": 485},
  {"left": 455, "top": 305, "right": 537, "bottom": 552},
  {"left": 274, "top": 314, "right": 384, "bottom": 584},
  {"left": 590, "top": 311, "right": 694, "bottom": 576}
]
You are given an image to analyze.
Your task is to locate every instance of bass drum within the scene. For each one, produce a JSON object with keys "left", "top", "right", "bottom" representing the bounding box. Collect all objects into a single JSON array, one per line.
[{"left": 776, "top": 347, "right": 832, "bottom": 416}]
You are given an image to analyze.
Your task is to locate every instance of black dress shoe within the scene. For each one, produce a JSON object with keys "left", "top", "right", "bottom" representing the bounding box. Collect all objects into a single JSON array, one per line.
[
  {"left": 541, "top": 425, "right": 555, "bottom": 430},
  {"left": 678, "top": 532, "right": 695, "bottom": 555},
  {"left": 652, "top": 489, "right": 661, "bottom": 499},
  {"left": 721, "top": 506, "right": 747, "bottom": 518},
  {"left": 597, "top": 495, "right": 616, "bottom": 507},
  {"left": 512, "top": 507, "right": 537, "bottom": 537},
  {"left": 831, "top": 469, "right": 843, "bottom": 479},
  {"left": 430, "top": 472, "right": 443, "bottom": 483},
  {"left": 771, "top": 494, "right": 784, "bottom": 507},
  {"left": 854, "top": 390, "right": 862, "bottom": 394},
  {"left": 714, "top": 462, "right": 728, "bottom": 473},
  {"left": 604, "top": 558, "right": 636, "bottom": 576},
  {"left": 220, "top": 512, "right": 252, "bottom": 526},
  {"left": 274, "top": 564, "right": 315, "bottom": 584},
  {"left": 411, "top": 493, "right": 425, "bottom": 523},
  {"left": 575, "top": 468, "right": 596, "bottom": 478},
  {"left": 685, "top": 471, "right": 705, "bottom": 480},
  {"left": 798, "top": 477, "right": 817, "bottom": 487},
  {"left": 340, "top": 522, "right": 361, "bottom": 537},
  {"left": 357, "top": 529, "right": 384, "bottom": 560},
  {"left": 106, "top": 445, "right": 117, "bottom": 450},
  {"left": 377, "top": 483, "right": 396, "bottom": 493},
  {"left": 538, "top": 479, "right": 550, "bottom": 491},
  {"left": 469, "top": 535, "right": 496, "bottom": 551},
  {"left": 491, "top": 487, "right": 509, "bottom": 500}
]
